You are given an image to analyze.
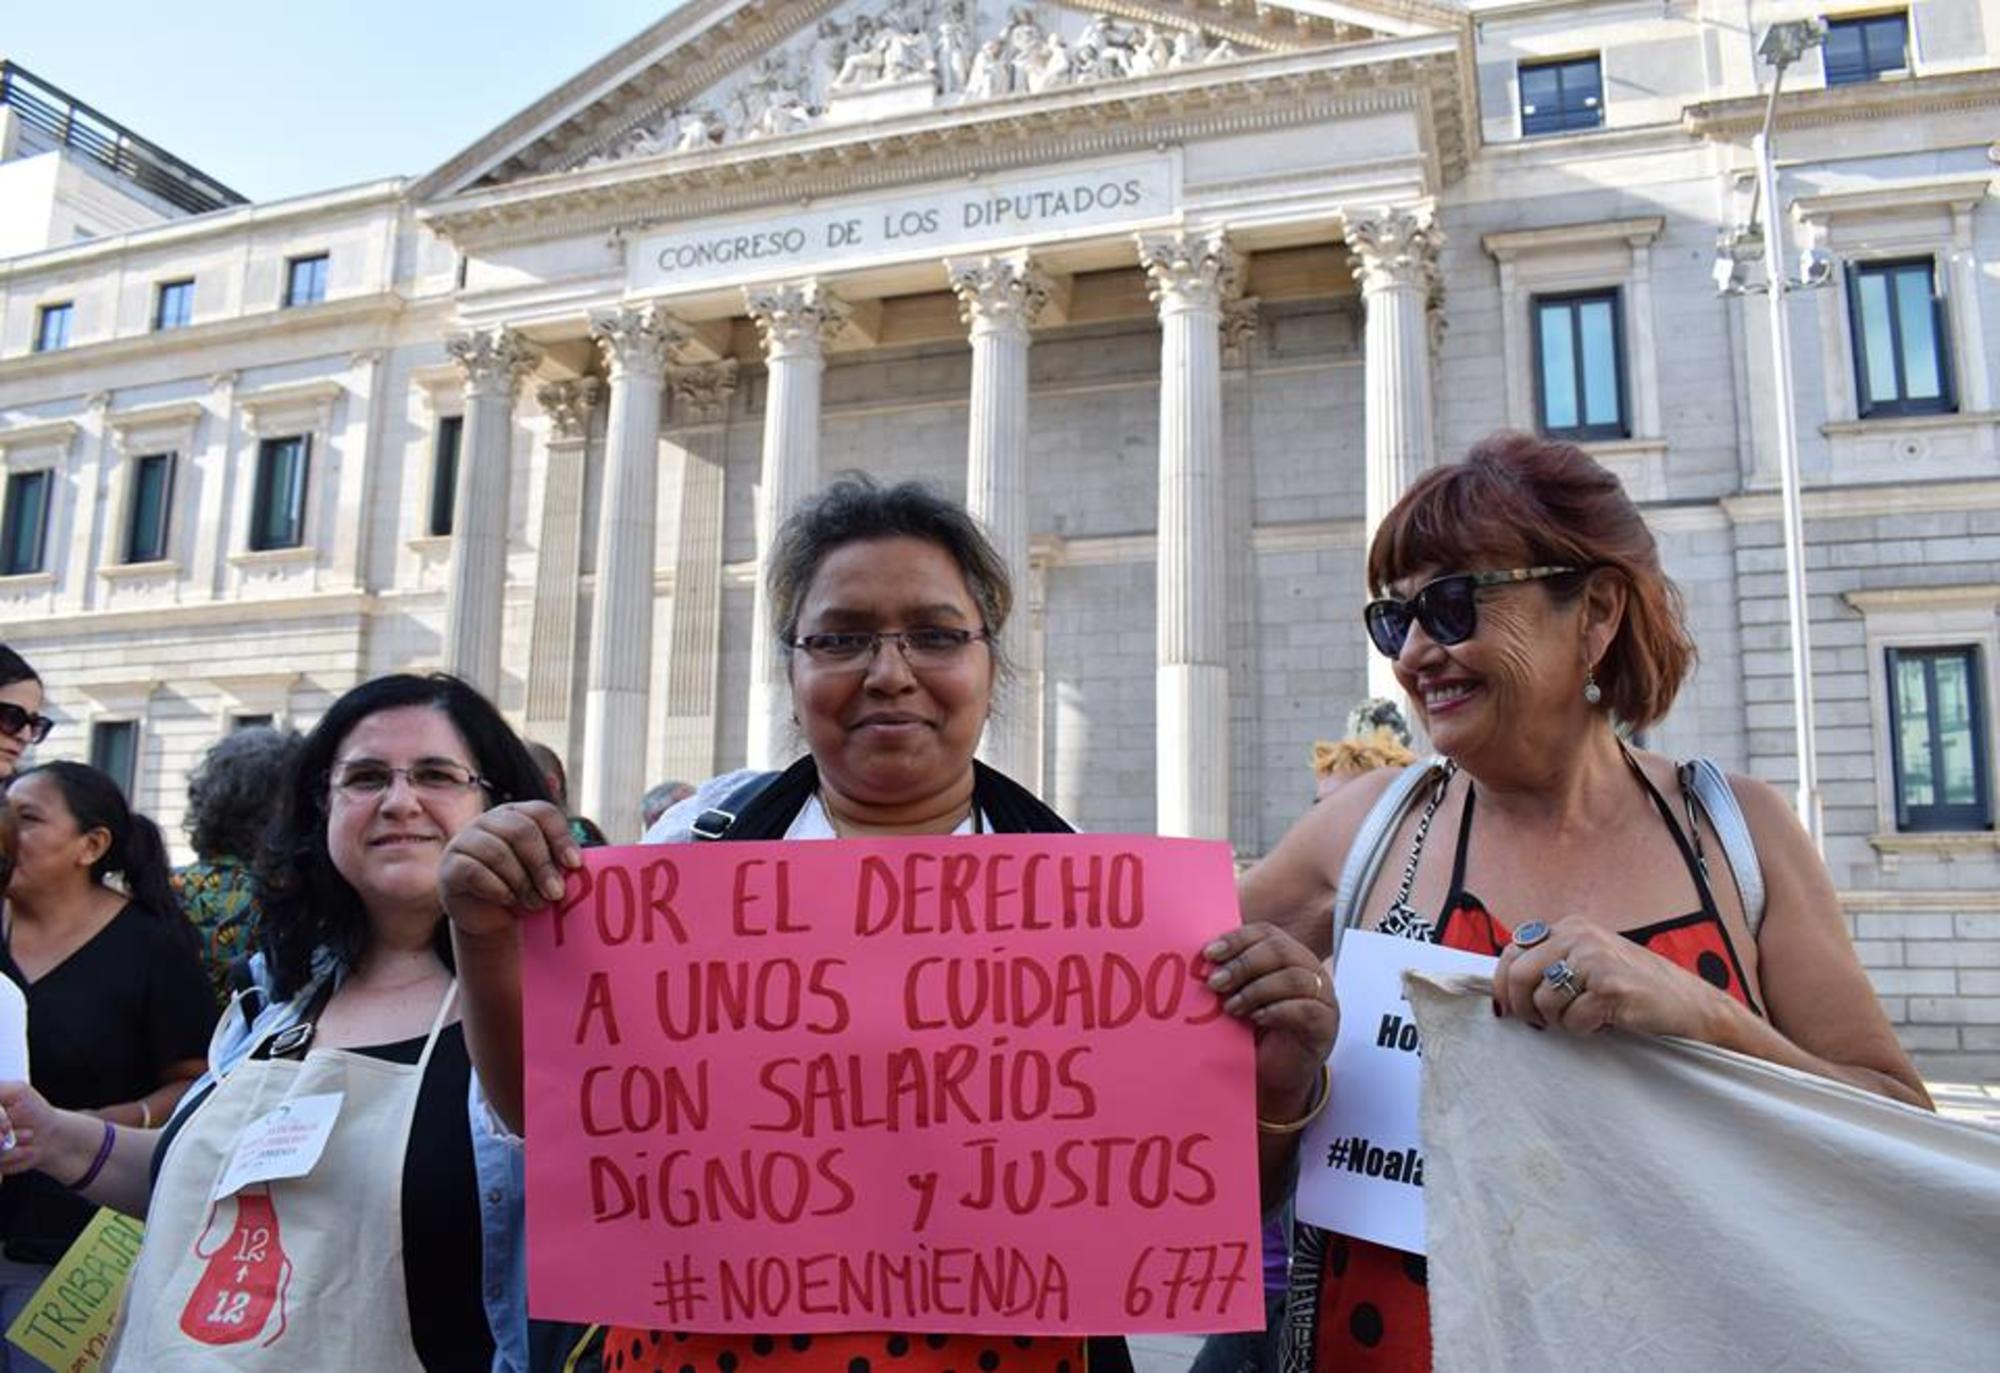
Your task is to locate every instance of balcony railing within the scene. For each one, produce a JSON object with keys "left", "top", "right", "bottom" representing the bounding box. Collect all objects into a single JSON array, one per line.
[{"left": 1, "top": 61, "right": 246, "bottom": 217}]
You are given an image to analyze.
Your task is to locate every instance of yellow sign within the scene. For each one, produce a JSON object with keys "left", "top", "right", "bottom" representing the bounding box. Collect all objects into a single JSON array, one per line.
[{"left": 5, "top": 1208, "right": 144, "bottom": 1371}]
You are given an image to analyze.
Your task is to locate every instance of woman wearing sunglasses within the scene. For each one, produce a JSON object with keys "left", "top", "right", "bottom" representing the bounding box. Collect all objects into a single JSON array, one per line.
[
  {"left": 0, "top": 647, "right": 53, "bottom": 786},
  {"left": 1240, "top": 432, "right": 1926, "bottom": 1371}
]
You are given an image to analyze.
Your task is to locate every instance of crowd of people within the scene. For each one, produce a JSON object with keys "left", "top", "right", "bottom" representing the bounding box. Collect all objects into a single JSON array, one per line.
[{"left": 0, "top": 432, "right": 1927, "bottom": 1372}]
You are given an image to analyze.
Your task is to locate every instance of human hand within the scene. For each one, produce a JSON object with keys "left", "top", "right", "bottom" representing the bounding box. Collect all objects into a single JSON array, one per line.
[
  {"left": 0, "top": 1081, "right": 86, "bottom": 1182},
  {"left": 1203, "top": 923, "right": 1338, "bottom": 1125},
  {"left": 437, "top": 802, "right": 581, "bottom": 940},
  {"left": 1494, "top": 917, "right": 1729, "bottom": 1040}
]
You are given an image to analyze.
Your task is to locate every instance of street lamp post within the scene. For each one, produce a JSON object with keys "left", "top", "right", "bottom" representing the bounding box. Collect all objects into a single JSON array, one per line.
[{"left": 1717, "top": 19, "right": 1830, "bottom": 849}]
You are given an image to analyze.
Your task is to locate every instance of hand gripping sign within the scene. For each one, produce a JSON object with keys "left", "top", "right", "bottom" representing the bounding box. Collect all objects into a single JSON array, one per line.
[{"left": 520, "top": 834, "right": 1263, "bottom": 1336}]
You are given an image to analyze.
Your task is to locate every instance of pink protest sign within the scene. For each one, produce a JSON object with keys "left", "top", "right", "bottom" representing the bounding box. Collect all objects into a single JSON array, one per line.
[{"left": 520, "top": 833, "right": 1262, "bottom": 1335}]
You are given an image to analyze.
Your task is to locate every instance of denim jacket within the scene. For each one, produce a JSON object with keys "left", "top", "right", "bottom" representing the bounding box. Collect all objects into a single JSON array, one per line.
[{"left": 177, "top": 952, "right": 529, "bottom": 1373}]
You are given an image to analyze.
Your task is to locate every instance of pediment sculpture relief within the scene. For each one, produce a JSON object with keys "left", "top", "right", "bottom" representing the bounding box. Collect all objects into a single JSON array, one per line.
[{"left": 575, "top": 1, "right": 1254, "bottom": 171}]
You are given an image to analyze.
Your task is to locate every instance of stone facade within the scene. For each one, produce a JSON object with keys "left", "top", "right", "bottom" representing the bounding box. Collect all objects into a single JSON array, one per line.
[{"left": 1, "top": 0, "right": 1997, "bottom": 1073}]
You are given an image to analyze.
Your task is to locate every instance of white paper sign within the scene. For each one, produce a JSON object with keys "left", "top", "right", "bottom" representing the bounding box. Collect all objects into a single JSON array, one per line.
[
  {"left": 1294, "top": 930, "right": 1497, "bottom": 1254},
  {"left": 0, "top": 978, "right": 27, "bottom": 1082},
  {"left": 210, "top": 1092, "right": 343, "bottom": 1201}
]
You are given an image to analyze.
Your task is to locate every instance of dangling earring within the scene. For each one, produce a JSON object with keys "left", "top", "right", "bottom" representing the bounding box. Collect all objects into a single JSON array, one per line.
[{"left": 1583, "top": 665, "right": 1603, "bottom": 706}]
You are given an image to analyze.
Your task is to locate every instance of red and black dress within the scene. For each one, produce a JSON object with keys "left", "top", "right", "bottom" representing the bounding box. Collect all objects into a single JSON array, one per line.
[{"left": 1281, "top": 760, "right": 1760, "bottom": 1371}]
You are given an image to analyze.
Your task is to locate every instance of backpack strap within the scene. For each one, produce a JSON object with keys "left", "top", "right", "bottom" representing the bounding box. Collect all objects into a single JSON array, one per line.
[
  {"left": 689, "top": 770, "right": 783, "bottom": 841},
  {"left": 1330, "top": 758, "right": 1448, "bottom": 962},
  {"left": 1680, "top": 758, "right": 1768, "bottom": 940}
]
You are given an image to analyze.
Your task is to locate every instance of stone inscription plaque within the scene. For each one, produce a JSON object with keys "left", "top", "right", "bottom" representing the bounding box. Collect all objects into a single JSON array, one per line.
[{"left": 628, "top": 155, "right": 1176, "bottom": 294}]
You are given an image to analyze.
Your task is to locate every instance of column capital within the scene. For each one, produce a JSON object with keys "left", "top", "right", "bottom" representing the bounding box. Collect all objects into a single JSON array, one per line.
[
  {"left": 1344, "top": 206, "right": 1444, "bottom": 295},
  {"left": 1137, "top": 229, "right": 1241, "bottom": 315},
  {"left": 536, "top": 378, "right": 602, "bottom": 443},
  {"left": 590, "top": 305, "right": 688, "bottom": 380},
  {"left": 669, "top": 360, "right": 740, "bottom": 426},
  {"left": 744, "top": 280, "right": 850, "bottom": 360},
  {"left": 446, "top": 327, "right": 542, "bottom": 399},
  {"left": 1221, "top": 297, "right": 1262, "bottom": 370},
  {"left": 946, "top": 253, "right": 1051, "bottom": 341}
]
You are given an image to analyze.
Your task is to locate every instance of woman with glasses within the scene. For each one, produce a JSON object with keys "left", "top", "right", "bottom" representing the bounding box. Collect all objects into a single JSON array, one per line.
[
  {"left": 439, "top": 476, "right": 1336, "bottom": 1373},
  {"left": 0, "top": 673, "right": 552, "bottom": 1372},
  {"left": 1239, "top": 432, "right": 1926, "bottom": 1370},
  {"left": 0, "top": 647, "right": 53, "bottom": 786}
]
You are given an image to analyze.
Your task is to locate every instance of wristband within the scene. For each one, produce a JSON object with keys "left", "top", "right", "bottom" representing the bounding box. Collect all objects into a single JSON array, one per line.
[
  {"left": 1257, "top": 1063, "right": 1332, "bottom": 1135},
  {"left": 71, "top": 1120, "right": 116, "bottom": 1191}
]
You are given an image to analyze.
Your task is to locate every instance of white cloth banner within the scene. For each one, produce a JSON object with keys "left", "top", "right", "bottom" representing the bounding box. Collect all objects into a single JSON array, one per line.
[{"left": 1407, "top": 972, "right": 2000, "bottom": 1373}]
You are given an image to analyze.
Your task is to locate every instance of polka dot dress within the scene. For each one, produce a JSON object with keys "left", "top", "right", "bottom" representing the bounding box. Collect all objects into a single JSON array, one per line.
[{"left": 600, "top": 1327, "right": 1085, "bottom": 1373}]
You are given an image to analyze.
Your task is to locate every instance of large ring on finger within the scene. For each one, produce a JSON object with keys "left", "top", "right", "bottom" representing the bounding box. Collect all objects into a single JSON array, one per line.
[
  {"left": 1511, "top": 920, "right": 1551, "bottom": 949},
  {"left": 1543, "top": 959, "right": 1585, "bottom": 1000},
  {"left": 1312, "top": 968, "right": 1328, "bottom": 1000}
]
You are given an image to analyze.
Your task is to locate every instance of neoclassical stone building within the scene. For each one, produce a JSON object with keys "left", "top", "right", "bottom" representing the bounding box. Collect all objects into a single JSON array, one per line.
[{"left": 1, "top": 1, "right": 1996, "bottom": 1071}]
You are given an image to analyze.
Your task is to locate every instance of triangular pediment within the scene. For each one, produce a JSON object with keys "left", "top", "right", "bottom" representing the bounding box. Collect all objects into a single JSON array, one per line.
[{"left": 414, "top": 0, "right": 1462, "bottom": 202}]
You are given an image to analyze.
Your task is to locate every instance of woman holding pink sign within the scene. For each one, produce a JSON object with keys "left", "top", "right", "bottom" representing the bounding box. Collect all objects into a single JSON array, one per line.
[
  {"left": 440, "top": 477, "right": 1338, "bottom": 1373},
  {"left": 1240, "top": 433, "right": 1928, "bottom": 1370}
]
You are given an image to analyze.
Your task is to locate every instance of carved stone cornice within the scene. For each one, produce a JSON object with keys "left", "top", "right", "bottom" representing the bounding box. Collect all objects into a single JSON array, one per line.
[
  {"left": 536, "top": 378, "right": 602, "bottom": 442},
  {"left": 669, "top": 360, "right": 740, "bottom": 425},
  {"left": 1344, "top": 206, "right": 1442, "bottom": 295},
  {"left": 947, "top": 254, "right": 1052, "bottom": 341},
  {"left": 590, "top": 304, "right": 688, "bottom": 379},
  {"left": 1137, "top": 229, "right": 1241, "bottom": 315},
  {"left": 744, "top": 280, "right": 850, "bottom": 360},
  {"left": 446, "top": 328, "right": 542, "bottom": 398},
  {"left": 1221, "top": 296, "right": 1262, "bottom": 369},
  {"left": 1684, "top": 68, "right": 2000, "bottom": 142}
]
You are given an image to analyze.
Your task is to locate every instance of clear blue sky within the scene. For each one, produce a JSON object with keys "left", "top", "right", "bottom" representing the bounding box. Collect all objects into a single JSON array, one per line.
[{"left": 4, "top": 1, "right": 681, "bottom": 201}]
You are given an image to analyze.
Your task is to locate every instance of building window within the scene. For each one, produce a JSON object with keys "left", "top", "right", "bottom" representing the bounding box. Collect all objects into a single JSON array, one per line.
[
  {"left": 1532, "top": 290, "right": 1627, "bottom": 440},
  {"left": 230, "top": 713, "right": 276, "bottom": 732},
  {"left": 33, "top": 302, "right": 73, "bottom": 353},
  {"left": 284, "top": 254, "right": 328, "bottom": 308},
  {"left": 1848, "top": 258, "right": 1953, "bottom": 417},
  {"left": 1824, "top": 12, "right": 1909, "bottom": 85},
  {"left": 428, "top": 415, "right": 463, "bottom": 538},
  {"left": 125, "top": 453, "right": 175, "bottom": 563},
  {"left": 1887, "top": 646, "right": 1992, "bottom": 831},
  {"left": 153, "top": 279, "right": 195, "bottom": 331},
  {"left": 1519, "top": 56, "right": 1603, "bottom": 136},
  {"left": 1, "top": 470, "right": 52, "bottom": 575},
  {"left": 249, "top": 436, "right": 310, "bottom": 551},
  {"left": 89, "top": 720, "right": 139, "bottom": 799}
]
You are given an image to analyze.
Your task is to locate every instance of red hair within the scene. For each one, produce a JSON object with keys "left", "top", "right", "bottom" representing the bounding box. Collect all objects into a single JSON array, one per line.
[{"left": 1366, "top": 432, "right": 1696, "bottom": 731}]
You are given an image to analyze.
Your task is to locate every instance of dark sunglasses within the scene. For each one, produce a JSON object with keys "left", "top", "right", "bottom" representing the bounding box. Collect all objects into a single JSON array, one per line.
[
  {"left": 1364, "top": 566, "right": 1582, "bottom": 658},
  {"left": 0, "top": 702, "right": 55, "bottom": 744}
]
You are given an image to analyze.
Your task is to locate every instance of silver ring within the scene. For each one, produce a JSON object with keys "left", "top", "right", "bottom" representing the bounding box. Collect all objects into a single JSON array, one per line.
[
  {"left": 1543, "top": 959, "right": 1585, "bottom": 1000},
  {"left": 1512, "top": 921, "right": 1551, "bottom": 950}
]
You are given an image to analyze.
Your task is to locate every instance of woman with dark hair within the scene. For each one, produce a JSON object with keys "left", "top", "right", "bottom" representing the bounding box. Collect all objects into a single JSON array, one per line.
[
  {"left": 440, "top": 476, "right": 1337, "bottom": 1373},
  {"left": 0, "top": 674, "right": 551, "bottom": 1372},
  {"left": 0, "top": 647, "right": 52, "bottom": 786},
  {"left": 1241, "top": 433, "right": 1927, "bottom": 1370},
  {"left": 174, "top": 726, "right": 303, "bottom": 998},
  {"left": 0, "top": 761, "right": 215, "bottom": 1367}
]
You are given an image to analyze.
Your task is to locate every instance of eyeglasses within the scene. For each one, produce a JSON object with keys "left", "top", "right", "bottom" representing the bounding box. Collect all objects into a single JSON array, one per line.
[
  {"left": 1364, "top": 566, "right": 1582, "bottom": 658},
  {"left": 786, "top": 627, "right": 990, "bottom": 672},
  {"left": 0, "top": 703, "right": 54, "bottom": 744},
  {"left": 330, "top": 760, "right": 492, "bottom": 799}
]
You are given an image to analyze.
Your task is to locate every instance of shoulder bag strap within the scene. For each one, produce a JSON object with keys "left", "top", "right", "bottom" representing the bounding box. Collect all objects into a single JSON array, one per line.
[
  {"left": 1330, "top": 759, "right": 1445, "bottom": 962},
  {"left": 1681, "top": 758, "right": 1768, "bottom": 939}
]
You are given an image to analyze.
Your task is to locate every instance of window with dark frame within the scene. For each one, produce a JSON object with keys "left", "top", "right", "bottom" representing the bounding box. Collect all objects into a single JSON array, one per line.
[
  {"left": 1848, "top": 257, "right": 1953, "bottom": 417},
  {"left": 1, "top": 470, "right": 53, "bottom": 576},
  {"left": 90, "top": 720, "right": 140, "bottom": 800},
  {"left": 428, "top": 415, "right": 463, "bottom": 538},
  {"left": 230, "top": 713, "right": 276, "bottom": 733},
  {"left": 284, "top": 254, "right": 329, "bottom": 308},
  {"left": 1824, "top": 11, "right": 1909, "bottom": 85},
  {"left": 34, "top": 302, "right": 73, "bottom": 352},
  {"left": 1533, "top": 289, "right": 1628, "bottom": 440},
  {"left": 249, "top": 435, "right": 310, "bottom": 551},
  {"left": 154, "top": 279, "right": 195, "bottom": 331},
  {"left": 124, "top": 453, "right": 175, "bottom": 563},
  {"left": 1519, "top": 56, "right": 1604, "bottom": 136},
  {"left": 1887, "top": 645, "right": 1993, "bottom": 832}
]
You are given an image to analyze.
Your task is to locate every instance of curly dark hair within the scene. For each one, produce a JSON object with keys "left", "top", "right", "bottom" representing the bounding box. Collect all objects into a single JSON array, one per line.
[
  {"left": 257, "top": 674, "right": 551, "bottom": 1002},
  {"left": 184, "top": 727, "right": 303, "bottom": 863}
]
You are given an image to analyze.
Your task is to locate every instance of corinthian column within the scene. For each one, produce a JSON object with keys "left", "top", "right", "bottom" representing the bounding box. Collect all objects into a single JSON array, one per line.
[
  {"left": 444, "top": 328, "right": 542, "bottom": 696},
  {"left": 524, "top": 378, "right": 601, "bottom": 742},
  {"left": 1139, "top": 229, "right": 1238, "bottom": 841},
  {"left": 1345, "top": 206, "right": 1443, "bottom": 698},
  {"left": 743, "top": 280, "right": 849, "bottom": 769},
  {"left": 659, "top": 361, "right": 738, "bottom": 785},
  {"left": 580, "top": 305, "right": 686, "bottom": 841},
  {"left": 947, "top": 251, "right": 1050, "bottom": 785}
]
